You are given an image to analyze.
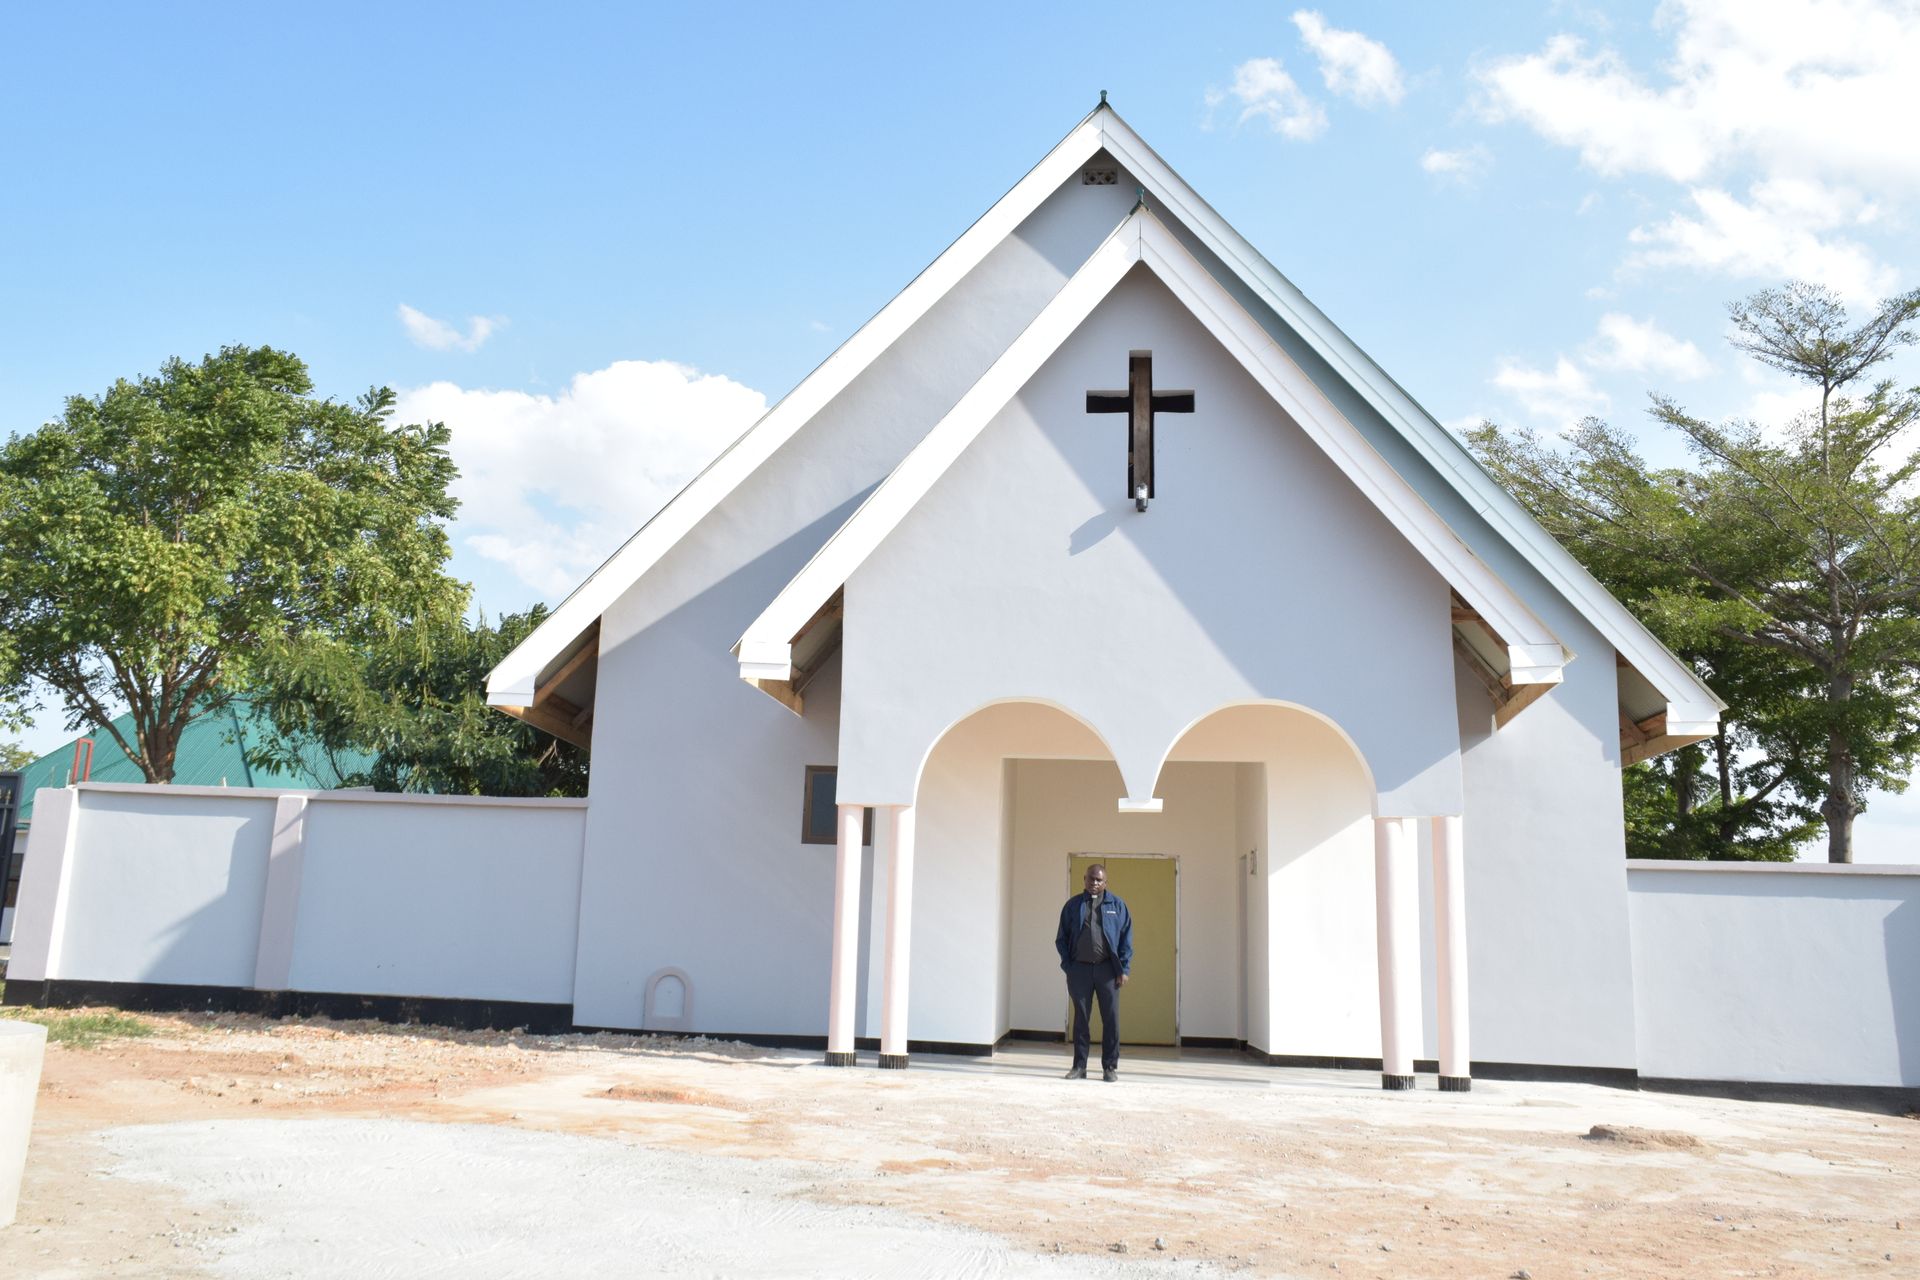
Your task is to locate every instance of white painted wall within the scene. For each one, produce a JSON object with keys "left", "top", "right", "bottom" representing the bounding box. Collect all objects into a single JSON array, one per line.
[
  {"left": 54, "top": 789, "right": 276, "bottom": 987},
  {"left": 1628, "top": 862, "right": 1920, "bottom": 1088},
  {"left": 291, "top": 796, "right": 584, "bottom": 1003},
  {"left": 840, "top": 267, "right": 1462, "bottom": 818},
  {"left": 1170, "top": 706, "right": 1380, "bottom": 1059},
  {"left": 8, "top": 785, "right": 586, "bottom": 1007},
  {"left": 1457, "top": 650, "right": 1641, "bottom": 1070},
  {"left": 1157, "top": 208, "right": 1647, "bottom": 1073},
  {"left": 571, "top": 170, "right": 1142, "bottom": 1033},
  {"left": 1234, "top": 762, "right": 1267, "bottom": 1049}
]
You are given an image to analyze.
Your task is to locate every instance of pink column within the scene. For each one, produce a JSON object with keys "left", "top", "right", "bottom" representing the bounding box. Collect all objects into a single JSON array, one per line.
[
  {"left": 825, "top": 803, "right": 865, "bottom": 1066},
  {"left": 1373, "top": 815, "right": 1420, "bottom": 1090},
  {"left": 1432, "top": 814, "right": 1471, "bottom": 1090},
  {"left": 878, "top": 804, "right": 917, "bottom": 1069}
]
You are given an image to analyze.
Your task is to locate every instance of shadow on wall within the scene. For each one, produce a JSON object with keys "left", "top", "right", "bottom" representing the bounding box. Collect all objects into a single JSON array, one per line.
[{"left": 1892, "top": 895, "right": 1919, "bottom": 1087}]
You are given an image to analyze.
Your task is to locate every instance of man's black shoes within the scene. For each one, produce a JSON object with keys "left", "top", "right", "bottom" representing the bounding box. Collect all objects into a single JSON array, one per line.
[
  {"left": 1064, "top": 1065, "right": 1087, "bottom": 1079},
  {"left": 1102, "top": 1068, "right": 1118, "bottom": 1083}
]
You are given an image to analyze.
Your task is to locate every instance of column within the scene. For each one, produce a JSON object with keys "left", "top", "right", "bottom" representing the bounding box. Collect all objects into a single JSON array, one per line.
[
  {"left": 878, "top": 804, "right": 917, "bottom": 1069},
  {"left": 1373, "top": 815, "right": 1420, "bottom": 1090},
  {"left": 825, "top": 803, "right": 865, "bottom": 1066},
  {"left": 252, "top": 794, "right": 310, "bottom": 991},
  {"left": 1432, "top": 814, "right": 1471, "bottom": 1091}
]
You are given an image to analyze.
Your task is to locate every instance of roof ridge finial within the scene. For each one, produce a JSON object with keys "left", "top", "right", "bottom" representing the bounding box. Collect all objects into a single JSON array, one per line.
[
  {"left": 1099, "top": 89, "right": 1109, "bottom": 109},
  {"left": 1132, "top": 186, "right": 1149, "bottom": 215}
]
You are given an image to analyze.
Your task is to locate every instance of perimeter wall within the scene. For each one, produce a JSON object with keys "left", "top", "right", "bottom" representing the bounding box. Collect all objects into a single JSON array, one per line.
[
  {"left": 5, "top": 784, "right": 585, "bottom": 1015},
  {"left": 1626, "top": 861, "right": 1920, "bottom": 1089}
]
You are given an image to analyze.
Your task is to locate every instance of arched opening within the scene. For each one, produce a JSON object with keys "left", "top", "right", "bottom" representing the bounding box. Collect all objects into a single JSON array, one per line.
[
  {"left": 850, "top": 697, "right": 1387, "bottom": 1065},
  {"left": 880, "top": 699, "right": 1123, "bottom": 1052},
  {"left": 1154, "top": 702, "right": 1379, "bottom": 1058}
]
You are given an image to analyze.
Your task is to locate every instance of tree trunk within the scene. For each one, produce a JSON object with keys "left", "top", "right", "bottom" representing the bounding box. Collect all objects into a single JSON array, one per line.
[
  {"left": 1675, "top": 747, "right": 1697, "bottom": 820},
  {"left": 1823, "top": 671, "right": 1856, "bottom": 863},
  {"left": 1714, "top": 727, "right": 1736, "bottom": 849},
  {"left": 138, "top": 719, "right": 183, "bottom": 785}
]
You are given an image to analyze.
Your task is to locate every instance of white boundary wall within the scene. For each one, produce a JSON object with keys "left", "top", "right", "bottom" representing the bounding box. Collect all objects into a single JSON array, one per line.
[
  {"left": 8, "top": 784, "right": 585, "bottom": 1006},
  {"left": 1627, "top": 861, "right": 1920, "bottom": 1088}
]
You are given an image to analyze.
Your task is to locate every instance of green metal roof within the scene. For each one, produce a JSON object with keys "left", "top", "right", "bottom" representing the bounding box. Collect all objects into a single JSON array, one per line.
[{"left": 12, "top": 697, "right": 374, "bottom": 823}]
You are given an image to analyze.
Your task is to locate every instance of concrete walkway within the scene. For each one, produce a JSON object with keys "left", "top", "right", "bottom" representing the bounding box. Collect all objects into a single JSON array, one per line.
[{"left": 857, "top": 1041, "right": 1420, "bottom": 1094}]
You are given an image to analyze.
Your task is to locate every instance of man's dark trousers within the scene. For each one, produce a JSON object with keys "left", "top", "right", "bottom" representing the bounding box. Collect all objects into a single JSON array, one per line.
[{"left": 1066, "top": 961, "right": 1120, "bottom": 1073}]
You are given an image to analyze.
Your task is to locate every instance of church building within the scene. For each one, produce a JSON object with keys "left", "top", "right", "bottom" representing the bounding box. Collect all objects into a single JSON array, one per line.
[{"left": 483, "top": 99, "right": 1724, "bottom": 1090}]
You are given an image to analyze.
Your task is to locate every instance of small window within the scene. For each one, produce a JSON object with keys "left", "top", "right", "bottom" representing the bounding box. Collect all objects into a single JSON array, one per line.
[{"left": 802, "top": 766, "right": 872, "bottom": 846}]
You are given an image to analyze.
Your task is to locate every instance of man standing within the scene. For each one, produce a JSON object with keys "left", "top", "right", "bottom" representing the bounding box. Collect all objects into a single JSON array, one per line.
[{"left": 1054, "top": 862, "right": 1133, "bottom": 1081}]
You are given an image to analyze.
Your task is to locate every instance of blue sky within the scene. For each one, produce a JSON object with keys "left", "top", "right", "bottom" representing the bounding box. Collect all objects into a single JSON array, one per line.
[{"left": 6, "top": 2, "right": 1918, "bottom": 850}]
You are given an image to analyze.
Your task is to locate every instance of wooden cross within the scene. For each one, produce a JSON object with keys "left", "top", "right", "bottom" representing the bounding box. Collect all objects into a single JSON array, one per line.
[{"left": 1085, "top": 350, "right": 1194, "bottom": 511}]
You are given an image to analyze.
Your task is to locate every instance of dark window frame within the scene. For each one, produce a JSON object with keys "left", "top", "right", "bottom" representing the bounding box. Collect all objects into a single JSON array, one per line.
[{"left": 801, "top": 765, "right": 873, "bottom": 846}]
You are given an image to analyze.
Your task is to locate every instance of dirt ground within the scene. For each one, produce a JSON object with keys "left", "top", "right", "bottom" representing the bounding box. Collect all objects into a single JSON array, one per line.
[{"left": 1, "top": 1008, "right": 1916, "bottom": 1278}]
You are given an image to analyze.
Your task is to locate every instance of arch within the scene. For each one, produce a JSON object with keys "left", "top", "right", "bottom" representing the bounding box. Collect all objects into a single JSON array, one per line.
[
  {"left": 1151, "top": 699, "right": 1378, "bottom": 814},
  {"left": 642, "top": 966, "right": 694, "bottom": 1034},
  {"left": 909, "top": 696, "right": 1125, "bottom": 803}
]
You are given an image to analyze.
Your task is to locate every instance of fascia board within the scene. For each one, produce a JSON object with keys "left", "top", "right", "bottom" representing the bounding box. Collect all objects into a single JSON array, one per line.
[
  {"left": 485, "top": 114, "right": 1112, "bottom": 705},
  {"left": 735, "top": 228, "right": 1141, "bottom": 665},
  {"left": 736, "top": 209, "right": 1568, "bottom": 688},
  {"left": 1096, "top": 116, "right": 1722, "bottom": 717}
]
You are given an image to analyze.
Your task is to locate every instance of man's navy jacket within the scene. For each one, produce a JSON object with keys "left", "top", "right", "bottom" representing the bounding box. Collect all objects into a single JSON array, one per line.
[{"left": 1055, "top": 891, "right": 1133, "bottom": 980}]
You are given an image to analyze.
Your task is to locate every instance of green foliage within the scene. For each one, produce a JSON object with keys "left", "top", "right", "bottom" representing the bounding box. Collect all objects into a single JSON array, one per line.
[
  {"left": 0, "top": 741, "right": 34, "bottom": 771},
  {"left": 0, "top": 1001, "right": 157, "bottom": 1048},
  {"left": 249, "top": 605, "right": 587, "bottom": 798},
  {"left": 1471, "top": 282, "right": 1920, "bottom": 862},
  {"left": 0, "top": 346, "right": 469, "bottom": 783}
]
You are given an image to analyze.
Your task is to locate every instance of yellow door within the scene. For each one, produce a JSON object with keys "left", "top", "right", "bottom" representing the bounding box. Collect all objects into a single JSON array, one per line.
[{"left": 1068, "top": 854, "right": 1177, "bottom": 1046}]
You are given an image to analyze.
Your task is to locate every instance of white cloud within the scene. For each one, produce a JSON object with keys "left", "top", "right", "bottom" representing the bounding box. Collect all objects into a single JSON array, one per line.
[
  {"left": 1291, "top": 10, "right": 1405, "bottom": 107},
  {"left": 1491, "top": 356, "right": 1611, "bottom": 426},
  {"left": 1625, "top": 180, "right": 1896, "bottom": 303},
  {"left": 1208, "top": 58, "right": 1328, "bottom": 141},
  {"left": 1421, "top": 146, "right": 1492, "bottom": 183},
  {"left": 394, "top": 360, "right": 766, "bottom": 596},
  {"left": 1476, "top": 0, "right": 1916, "bottom": 297},
  {"left": 1476, "top": 1, "right": 1920, "bottom": 192},
  {"left": 1584, "top": 313, "right": 1714, "bottom": 380},
  {"left": 398, "top": 304, "right": 504, "bottom": 353}
]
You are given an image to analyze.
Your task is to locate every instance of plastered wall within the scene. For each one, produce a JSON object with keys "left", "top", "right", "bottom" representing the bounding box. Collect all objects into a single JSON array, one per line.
[
  {"left": 572, "top": 170, "right": 1141, "bottom": 1033},
  {"left": 291, "top": 797, "right": 583, "bottom": 1003},
  {"left": 840, "top": 267, "right": 1461, "bottom": 817},
  {"left": 1628, "top": 863, "right": 1920, "bottom": 1088},
  {"left": 42, "top": 789, "right": 276, "bottom": 987},
  {"left": 9, "top": 785, "right": 586, "bottom": 1006}
]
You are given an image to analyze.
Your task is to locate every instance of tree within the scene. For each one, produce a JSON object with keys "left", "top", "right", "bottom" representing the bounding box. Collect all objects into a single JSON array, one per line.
[
  {"left": 1472, "top": 282, "right": 1920, "bottom": 862},
  {"left": 249, "top": 605, "right": 588, "bottom": 798},
  {"left": 0, "top": 742, "right": 35, "bottom": 771},
  {"left": 1476, "top": 418, "right": 1822, "bottom": 860},
  {"left": 0, "top": 346, "right": 469, "bottom": 783}
]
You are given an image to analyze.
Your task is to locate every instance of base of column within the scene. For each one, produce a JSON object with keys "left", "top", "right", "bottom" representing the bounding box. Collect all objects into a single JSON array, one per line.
[
  {"left": 1439, "top": 1075, "right": 1472, "bottom": 1092},
  {"left": 1381, "top": 1073, "right": 1416, "bottom": 1091},
  {"left": 824, "top": 1050, "right": 857, "bottom": 1067},
  {"left": 878, "top": 1053, "right": 909, "bottom": 1070}
]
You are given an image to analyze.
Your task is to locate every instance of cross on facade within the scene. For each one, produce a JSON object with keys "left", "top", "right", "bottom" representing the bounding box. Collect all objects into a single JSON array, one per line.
[{"left": 1085, "top": 350, "right": 1194, "bottom": 511}]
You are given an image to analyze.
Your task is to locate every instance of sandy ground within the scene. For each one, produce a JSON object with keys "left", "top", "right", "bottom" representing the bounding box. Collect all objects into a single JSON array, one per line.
[{"left": 0, "top": 1010, "right": 1916, "bottom": 1278}]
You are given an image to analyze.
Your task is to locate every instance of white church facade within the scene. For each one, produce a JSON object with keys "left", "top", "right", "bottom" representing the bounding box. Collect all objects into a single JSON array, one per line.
[{"left": 9, "top": 104, "right": 1917, "bottom": 1098}]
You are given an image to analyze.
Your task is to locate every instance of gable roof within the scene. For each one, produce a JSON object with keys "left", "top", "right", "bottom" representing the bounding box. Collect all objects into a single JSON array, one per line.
[
  {"left": 735, "top": 207, "right": 1570, "bottom": 714},
  {"left": 488, "top": 101, "right": 1721, "bottom": 759}
]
